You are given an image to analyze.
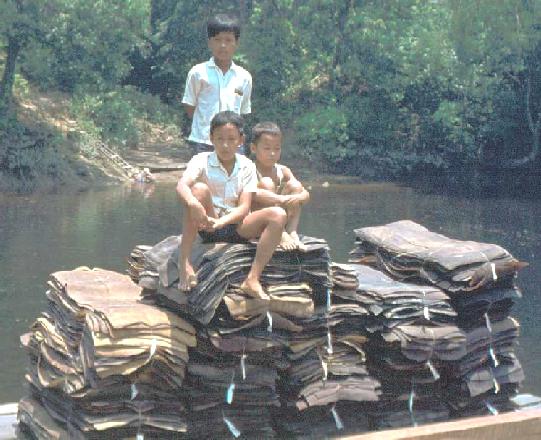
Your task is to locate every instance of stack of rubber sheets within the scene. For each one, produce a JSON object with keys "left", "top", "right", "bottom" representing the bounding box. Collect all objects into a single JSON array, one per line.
[
  {"left": 331, "top": 262, "right": 460, "bottom": 427},
  {"left": 442, "top": 316, "right": 524, "bottom": 415},
  {"left": 348, "top": 221, "right": 526, "bottom": 424},
  {"left": 276, "top": 401, "right": 372, "bottom": 438},
  {"left": 19, "top": 267, "right": 195, "bottom": 438},
  {"left": 126, "top": 244, "right": 151, "bottom": 283},
  {"left": 350, "top": 220, "right": 525, "bottom": 293},
  {"left": 184, "top": 334, "right": 281, "bottom": 439},
  {"left": 130, "top": 235, "right": 331, "bottom": 324},
  {"left": 276, "top": 297, "right": 380, "bottom": 437},
  {"left": 333, "top": 263, "right": 456, "bottom": 332}
]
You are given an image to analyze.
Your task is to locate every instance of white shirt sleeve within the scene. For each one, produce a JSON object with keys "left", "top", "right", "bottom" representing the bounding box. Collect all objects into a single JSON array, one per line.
[
  {"left": 241, "top": 160, "right": 258, "bottom": 192},
  {"left": 240, "top": 74, "right": 252, "bottom": 115},
  {"left": 182, "top": 67, "right": 200, "bottom": 106},
  {"left": 182, "top": 153, "right": 206, "bottom": 182}
]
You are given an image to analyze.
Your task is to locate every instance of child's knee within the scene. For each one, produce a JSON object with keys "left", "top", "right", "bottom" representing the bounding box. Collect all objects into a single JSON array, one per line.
[
  {"left": 191, "top": 182, "right": 211, "bottom": 200},
  {"left": 267, "top": 206, "right": 287, "bottom": 226},
  {"left": 258, "top": 177, "right": 277, "bottom": 192},
  {"left": 285, "top": 180, "right": 303, "bottom": 194}
]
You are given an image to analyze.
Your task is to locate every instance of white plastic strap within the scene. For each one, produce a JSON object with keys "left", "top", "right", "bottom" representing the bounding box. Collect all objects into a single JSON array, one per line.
[
  {"left": 490, "top": 262, "right": 498, "bottom": 281},
  {"left": 148, "top": 338, "right": 157, "bottom": 360},
  {"left": 326, "top": 288, "right": 332, "bottom": 311},
  {"left": 485, "top": 400, "right": 499, "bottom": 415},
  {"left": 131, "top": 383, "right": 138, "bottom": 400},
  {"left": 226, "top": 382, "right": 235, "bottom": 404},
  {"left": 422, "top": 290, "right": 430, "bottom": 320},
  {"left": 322, "top": 359, "right": 328, "bottom": 381},
  {"left": 326, "top": 329, "right": 333, "bottom": 355},
  {"left": 240, "top": 354, "right": 247, "bottom": 381},
  {"left": 485, "top": 313, "right": 493, "bottom": 333},
  {"left": 489, "top": 346, "right": 500, "bottom": 367},
  {"left": 493, "top": 377, "right": 500, "bottom": 394},
  {"left": 266, "top": 311, "right": 273, "bottom": 332},
  {"left": 408, "top": 386, "right": 418, "bottom": 427},
  {"left": 331, "top": 405, "right": 344, "bottom": 430},
  {"left": 426, "top": 360, "right": 440, "bottom": 380},
  {"left": 136, "top": 432, "right": 144, "bottom": 440},
  {"left": 223, "top": 415, "right": 241, "bottom": 438}
]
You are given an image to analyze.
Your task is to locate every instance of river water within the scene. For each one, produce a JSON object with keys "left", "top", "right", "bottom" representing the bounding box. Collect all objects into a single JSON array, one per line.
[{"left": 1, "top": 180, "right": 540, "bottom": 403}]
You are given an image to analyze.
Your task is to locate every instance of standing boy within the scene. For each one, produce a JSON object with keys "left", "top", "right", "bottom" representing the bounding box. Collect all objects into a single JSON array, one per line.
[
  {"left": 176, "top": 111, "right": 286, "bottom": 299},
  {"left": 250, "top": 122, "right": 310, "bottom": 250},
  {"left": 182, "top": 14, "right": 252, "bottom": 155}
]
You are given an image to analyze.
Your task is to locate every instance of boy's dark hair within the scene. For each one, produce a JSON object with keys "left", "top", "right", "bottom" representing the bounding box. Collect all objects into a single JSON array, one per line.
[
  {"left": 207, "top": 14, "right": 241, "bottom": 40},
  {"left": 210, "top": 111, "right": 244, "bottom": 135},
  {"left": 251, "top": 122, "right": 282, "bottom": 144}
]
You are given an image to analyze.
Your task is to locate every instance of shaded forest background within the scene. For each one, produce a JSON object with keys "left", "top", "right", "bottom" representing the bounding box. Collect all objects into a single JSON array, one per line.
[{"left": 1, "top": 0, "right": 541, "bottom": 190}]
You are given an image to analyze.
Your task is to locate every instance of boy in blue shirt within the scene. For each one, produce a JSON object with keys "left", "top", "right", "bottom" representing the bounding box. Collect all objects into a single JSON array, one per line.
[
  {"left": 176, "top": 111, "right": 286, "bottom": 299},
  {"left": 182, "top": 14, "right": 252, "bottom": 155}
]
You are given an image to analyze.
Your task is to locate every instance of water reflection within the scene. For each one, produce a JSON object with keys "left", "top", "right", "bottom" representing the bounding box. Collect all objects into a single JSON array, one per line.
[{"left": 1, "top": 181, "right": 540, "bottom": 402}]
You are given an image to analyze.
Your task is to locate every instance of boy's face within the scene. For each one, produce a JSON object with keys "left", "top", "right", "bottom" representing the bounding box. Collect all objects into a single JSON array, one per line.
[
  {"left": 208, "top": 31, "right": 238, "bottom": 65},
  {"left": 210, "top": 123, "right": 244, "bottom": 165},
  {"left": 251, "top": 133, "right": 282, "bottom": 167}
]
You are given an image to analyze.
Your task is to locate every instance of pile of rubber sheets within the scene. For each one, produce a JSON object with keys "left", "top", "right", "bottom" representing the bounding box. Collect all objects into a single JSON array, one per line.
[
  {"left": 349, "top": 220, "right": 525, "bottom": 420},
  {"left": 332, "top": 262, "right": 457, "bottom": 428},
  {"left": 18, "top": 267, "right": 196, "bottom": 439},
  {"left": 129, "top": 234, "right": 381, "bottom": 438}
]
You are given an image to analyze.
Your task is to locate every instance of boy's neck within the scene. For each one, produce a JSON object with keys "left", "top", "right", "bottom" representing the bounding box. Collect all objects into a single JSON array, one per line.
[
  {"left": 214, "top": 58, "right": 233, "bottom": 74},
  {"left": 218, "top": 155, "right": 236, "bottom": 175},
  {"left": 255, "top": 161, "right": 275, "bottom": 175}
]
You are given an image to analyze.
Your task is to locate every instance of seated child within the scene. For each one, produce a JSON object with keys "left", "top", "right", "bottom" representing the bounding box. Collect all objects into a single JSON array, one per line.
[
  {"left": 250, "top": 122, "right": 310, "bottom": 250},
  {"left": 176, "top": 111, "right": 287, "bottom": 299}
]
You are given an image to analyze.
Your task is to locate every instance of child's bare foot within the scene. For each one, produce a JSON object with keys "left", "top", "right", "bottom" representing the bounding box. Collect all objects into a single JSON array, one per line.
[
  {"left": 239, "top": 278, "right": 269, "bottom": 300},
  {"left": 279, "top": 231, "right": 298, "bottom": 251},
  {"left": 289, "top": 231, "right": 307, "bottom": 251},
  {"left": 178, "top": 262, "right": 198, "bottom": 291}
]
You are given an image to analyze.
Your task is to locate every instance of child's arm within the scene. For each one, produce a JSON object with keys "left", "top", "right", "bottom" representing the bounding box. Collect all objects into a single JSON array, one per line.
[
  {"left": 209, "top": 191, "right": 252, "bottom": 230},
  {"left": 254, "top": 186, "right": 286, "bottom": 206},
  {"left": 176, "top": 169, "right": 210, "bottom": 230},
  {"left": 183, "top": 104, "right": 195, "bottom": 119},
  {"left": 282, "top": 167, "right": 310, "bottom": 205},
  {"left": 182, "top": 67, "right": 200, "bottom": 120}
]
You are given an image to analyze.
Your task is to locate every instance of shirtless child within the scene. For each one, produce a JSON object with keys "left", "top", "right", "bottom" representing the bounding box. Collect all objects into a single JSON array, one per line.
[
  {"left": 176, "top": 111, "right": 287, "bottom": 299},
  {"left": 250, "top": 122, "right": 310, "bottom": 250}
]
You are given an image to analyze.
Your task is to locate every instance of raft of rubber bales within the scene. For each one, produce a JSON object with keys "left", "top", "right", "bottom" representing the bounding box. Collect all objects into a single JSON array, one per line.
[{"left": 17, "top": 220, "right": 531, "bottom": 439}]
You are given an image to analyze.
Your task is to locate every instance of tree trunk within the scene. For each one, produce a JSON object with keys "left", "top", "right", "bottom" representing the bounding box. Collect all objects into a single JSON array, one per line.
[
  {"left": 0, "top": 36, "right": 22, "bottom": 117},
  {"left": 331, "top": 0, "right": 353, "bottom": 96},
  {"left": 498, "top": 75, "right": 540, "bottom": 169},
  {"left": 479, "top": 73, "right": 540, "bottom": 170}
]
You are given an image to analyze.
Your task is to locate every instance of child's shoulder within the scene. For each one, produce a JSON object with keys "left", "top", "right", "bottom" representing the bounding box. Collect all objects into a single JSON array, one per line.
[{"left": 188, "top": 59, "right": 211, "bottom": 73}]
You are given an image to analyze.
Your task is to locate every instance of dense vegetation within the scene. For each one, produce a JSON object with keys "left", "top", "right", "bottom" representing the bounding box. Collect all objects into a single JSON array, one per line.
[{"left": 1, "top": 0, "right": 541, "bottom": 189}]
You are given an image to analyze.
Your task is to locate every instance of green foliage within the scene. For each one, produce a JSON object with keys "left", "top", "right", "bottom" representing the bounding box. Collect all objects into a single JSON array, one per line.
[
  {"left": 296, "top": 105, "right": 351, "bottom": 169},
  {"left": 0, "top": 118, "right": 67, "bottom": 186},
  {"left": 71, "top": 85, "right": 182, "bottom": 148},
  {"left": 3, "top": 0, "right": 541, "bottom": 185}
]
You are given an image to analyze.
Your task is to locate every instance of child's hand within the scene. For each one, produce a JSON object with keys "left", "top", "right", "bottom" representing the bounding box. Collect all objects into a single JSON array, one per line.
[
  {"left": 205, "top": 217, "right": 226, "bottom": 232},
  {"left": 282, "top": 194, "right": 302, "bottom": 208}
]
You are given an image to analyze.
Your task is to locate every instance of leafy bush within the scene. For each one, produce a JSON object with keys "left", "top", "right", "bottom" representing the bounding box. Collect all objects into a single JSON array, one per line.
[
  {"left": 0, "top": 118, "right": 68, "bottom": 188},
  {"left": 70, "top": 86, "right": 182, "bottom": 149}
]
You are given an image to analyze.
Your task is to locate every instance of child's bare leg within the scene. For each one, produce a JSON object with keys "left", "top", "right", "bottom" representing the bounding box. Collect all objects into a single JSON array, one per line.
[
  {"left": 178, "top": 209, "right": 198, "bottom": 291},
  {"left": 282, "top": 180, "right": 305, "bottom": 248},
  {"left": 253, "top": 177, "right": 296, "bottom": 250},
  {"left": 178, "top": 182, "right": 215, "bottom": 291},
  {"left": 237, "top": 207, "right": 287, "bottom": 298}
]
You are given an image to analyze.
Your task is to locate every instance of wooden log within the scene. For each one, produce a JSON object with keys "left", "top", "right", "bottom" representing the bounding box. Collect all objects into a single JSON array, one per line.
[{"left": 343, "top": 408, "right": 541, "bottom": 440}]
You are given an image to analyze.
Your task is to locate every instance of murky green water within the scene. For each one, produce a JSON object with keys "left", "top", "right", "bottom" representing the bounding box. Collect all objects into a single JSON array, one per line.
[{"left": 1, "top": 180, "right": 540, "bottom": 403}]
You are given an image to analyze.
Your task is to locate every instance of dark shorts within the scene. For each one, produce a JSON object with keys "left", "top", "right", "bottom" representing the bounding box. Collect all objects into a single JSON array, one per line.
[{"left": 199, "top": 224, "right": 248, "bottom": 244}]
